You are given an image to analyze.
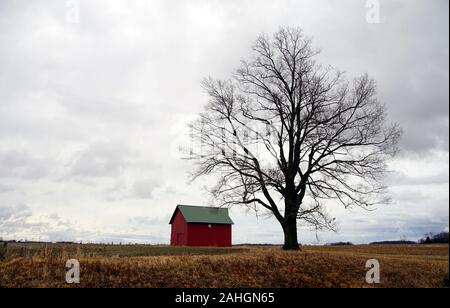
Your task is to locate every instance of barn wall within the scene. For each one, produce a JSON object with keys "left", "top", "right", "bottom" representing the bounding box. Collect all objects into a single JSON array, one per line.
[
  {"left": 187, "top": 223, "right": 232, "bottom": 247},
  {"left": 170, "top": 209, "right": 188, "bottom": 246}
]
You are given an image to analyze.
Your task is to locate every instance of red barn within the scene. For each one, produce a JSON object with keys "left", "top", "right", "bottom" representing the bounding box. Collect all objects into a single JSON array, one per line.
[{"left": 169, "top": 205, "right": 233, "bottom": 247}]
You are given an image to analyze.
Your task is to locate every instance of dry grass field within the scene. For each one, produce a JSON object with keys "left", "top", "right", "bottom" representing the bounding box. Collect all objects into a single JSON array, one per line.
[{"left": 0, "top": 242, "right": 448, "bottom": 288}]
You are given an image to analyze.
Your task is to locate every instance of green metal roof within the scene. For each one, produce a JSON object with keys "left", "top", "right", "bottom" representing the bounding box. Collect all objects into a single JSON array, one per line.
[{"left": 169, "top": 205, "right": 234, "bottom": 225}]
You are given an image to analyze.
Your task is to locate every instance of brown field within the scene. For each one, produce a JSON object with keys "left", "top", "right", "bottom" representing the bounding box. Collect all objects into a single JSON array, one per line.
[{"left": 0, "top": 242, "right": 448, "bottom": 288}]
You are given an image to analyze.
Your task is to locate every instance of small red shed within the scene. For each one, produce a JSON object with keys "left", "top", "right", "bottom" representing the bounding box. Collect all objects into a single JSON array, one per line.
[{"left": 169, "top": 204, "right": 234, "bottom": 247}]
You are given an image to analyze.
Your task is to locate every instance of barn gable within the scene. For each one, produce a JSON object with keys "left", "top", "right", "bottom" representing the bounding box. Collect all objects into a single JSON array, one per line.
[{"left": 169, "top": 205, "right": 234, "bottom": 225}]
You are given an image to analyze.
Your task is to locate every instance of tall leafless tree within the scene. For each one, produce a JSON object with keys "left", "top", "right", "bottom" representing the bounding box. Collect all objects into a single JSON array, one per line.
[{"left": 188, "top": 27, "right": 401, "bottom": 250}]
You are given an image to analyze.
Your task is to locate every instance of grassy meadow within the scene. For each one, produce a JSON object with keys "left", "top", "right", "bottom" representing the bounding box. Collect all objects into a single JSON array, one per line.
[{"left": 0, "top": 242, "right": 448, "bottom": 288}]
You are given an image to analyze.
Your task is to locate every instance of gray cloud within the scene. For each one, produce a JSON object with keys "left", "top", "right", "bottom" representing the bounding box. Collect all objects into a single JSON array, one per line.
[
  {"left": 131, "top": 178, "right": 162, "bottom": 199},
  {"left": 0, "top": 203, "right": 31, "bottom": 222},
  {"left": 69, "top": 141, "right": 132, "bottom": 178},
  {"left": 387, "top": 169, "right": 449, "bottom": 187},
  {"left": 0, "top": 150, "right": 51, "bottom": 180},
  {"left": 0, "top": 184, "right": 13, "bottom": 193},
  {"left": 129, "top": 216, "right": 166, "bottom": 226},
  {"left": 333, "top": 210, "right": 449, "bottom": 244}
]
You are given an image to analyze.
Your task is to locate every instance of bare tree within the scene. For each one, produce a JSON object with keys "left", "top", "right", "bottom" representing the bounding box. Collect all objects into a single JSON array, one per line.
[{"left": 188, "top": 27, "right": 401, "bottom": 250}]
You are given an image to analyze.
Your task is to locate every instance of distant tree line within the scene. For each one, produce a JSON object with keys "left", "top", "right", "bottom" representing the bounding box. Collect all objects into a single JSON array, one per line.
[
  {"left": 326, "top": 231, "right": 449, "bottom": 246},
  {"left": 328, "top": 242, "right": 354, "bottom": 246},
  {"left": 369, "top": 240, "right": 416, "bottom": 245},
  {"left": 419, "top": 232, "right": 449, "bottom": 244}
]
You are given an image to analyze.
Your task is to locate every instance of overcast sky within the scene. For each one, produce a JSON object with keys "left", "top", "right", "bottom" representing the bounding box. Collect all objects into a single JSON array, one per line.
[{"left": 0, "top": 0, "right": 448, "bottom": 244}]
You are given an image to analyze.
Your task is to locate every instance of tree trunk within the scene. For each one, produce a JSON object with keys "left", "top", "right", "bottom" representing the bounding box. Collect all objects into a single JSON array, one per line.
[{"left": 282, "top": 219, "right": 300, "bottom": 250}]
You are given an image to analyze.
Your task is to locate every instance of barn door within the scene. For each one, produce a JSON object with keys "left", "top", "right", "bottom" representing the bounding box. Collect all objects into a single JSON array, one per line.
[{"left": 177, "top": 233, "right": 185, "bottom": 245}]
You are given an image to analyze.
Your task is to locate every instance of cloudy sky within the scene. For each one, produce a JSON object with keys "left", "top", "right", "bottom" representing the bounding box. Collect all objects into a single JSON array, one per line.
[{"left": 0, "top": 0, "right": 448, "bottom": 244}]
